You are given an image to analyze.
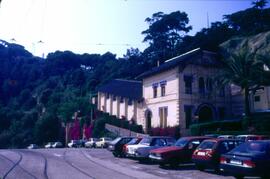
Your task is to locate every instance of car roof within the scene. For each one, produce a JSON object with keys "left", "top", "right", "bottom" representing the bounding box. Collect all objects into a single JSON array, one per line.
[
  {"left": 203, "top": 138, "right": 241, "bottom": 142},
  {"left": 146, "top": 136, "right": 174, "bottom": 139},
  {"left": 182, "top": 136, "right": 212, "bottom": 140}
]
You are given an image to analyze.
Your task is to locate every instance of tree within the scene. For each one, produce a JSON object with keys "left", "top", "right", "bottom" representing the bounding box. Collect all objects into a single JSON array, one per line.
[
  {"left": 224, "top": 4, "right": 270, "bottom": 35},
  {"left": 218, "top": 47, "right": 269, "bottom": 124},
  {"left": 142, "top": 11, "right": 192, "bottom": 64},
  {"left": 252, "top": 0, "right": 268, "bottom": 9}
]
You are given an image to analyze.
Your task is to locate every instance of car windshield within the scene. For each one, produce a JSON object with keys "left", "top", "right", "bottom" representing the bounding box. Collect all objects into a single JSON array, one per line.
[
  {"left": 230, "top": 142, "right": 268, "bottom": 154},
  {"left": 139, "top": 138, "right": 152, "bottom": 145},
  {"left": 166, "top": 138, "right": 176, "bottom": 145},
  {"left": 127, "top": 138, "right": 140, "bottom": 145},
  {"left": 197, "top": 141, "right": 216, "bottom": 150},
  {"left": 174, "top": 138, "right": 189, "bottom": 147},
  {"left": 110, "top": 137, "right": 121, "bottom": 145}
]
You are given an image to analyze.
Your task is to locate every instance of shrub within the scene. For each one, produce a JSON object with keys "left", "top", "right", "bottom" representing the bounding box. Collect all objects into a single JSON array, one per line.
[{"left": 190, "top": 120, "right": 242, "bottom": 136}]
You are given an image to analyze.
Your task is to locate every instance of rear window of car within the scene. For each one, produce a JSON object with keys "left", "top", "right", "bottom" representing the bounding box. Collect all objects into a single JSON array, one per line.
[
  {"left": 230, "top": 142, "right": 268, "bottom": 154},
  {"left": 174, "top": 138, "right": 189, "bottom": 147},
  {"left": 127, "top": 138, "right": 141, "bottom": 145},
  {"left": 110, "top": 137, "right": 121, "bottom": 145},
  {"left": 166, "top": 138, "right": 176, "bottom": 145},
  {"left": 140, "top": 138, "right": 152, "bottom": 145},
  {"left": 197, "top": 141, "right": 216, "bottom": 150}
]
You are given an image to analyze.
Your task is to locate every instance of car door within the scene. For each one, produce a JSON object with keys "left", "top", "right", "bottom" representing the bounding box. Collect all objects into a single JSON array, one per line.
[{"left": 185, "top": 139, "right": 201, "bottom": 162}]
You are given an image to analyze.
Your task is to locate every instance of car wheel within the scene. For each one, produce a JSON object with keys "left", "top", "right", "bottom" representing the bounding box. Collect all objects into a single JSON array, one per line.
[
  {"left": 195, "top": 164, "right": 204, "bottom": 171},
  {"left": 169, "top": 160, "right": 178, "bottom": 168},
  {"left": 234, "top": 175, "right": 244, "bottom": 179}
]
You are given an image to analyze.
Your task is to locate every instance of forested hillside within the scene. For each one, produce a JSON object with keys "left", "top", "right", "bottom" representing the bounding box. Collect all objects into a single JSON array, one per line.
[{"left": 1, "top": 1, "right": 270, "bottom": 148}]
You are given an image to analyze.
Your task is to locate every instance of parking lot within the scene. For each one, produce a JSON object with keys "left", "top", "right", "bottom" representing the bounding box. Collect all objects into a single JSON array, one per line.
[{"left": 0, "top": 148, "right": 234, "bottom": 179}]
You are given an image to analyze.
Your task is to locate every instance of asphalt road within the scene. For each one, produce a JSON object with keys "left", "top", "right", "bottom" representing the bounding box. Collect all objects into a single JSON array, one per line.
[{"left": 0, "top": 148, "right": 235, "bottom": 179}]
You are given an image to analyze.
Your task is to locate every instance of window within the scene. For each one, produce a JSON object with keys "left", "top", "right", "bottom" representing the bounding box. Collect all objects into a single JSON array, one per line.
[
  {"left": 184, "top": 105, "right": 193, "bottom": 129},
  {"left": 217, "top": 80, "right": 225, "bottom": 97},
  {"left": 206, "top": 78, "right": 213, "bottom": 93},
  {"left": 161, "top": 84, "right": 166, "bottom": 96},
  {"left": 219, "top": 86, "right": 225, "bottom": 97},
  {"left": 153, "top": 86, "right": 158, "bottom": 98},
  {"left": 120, "top": 97, "right": 124, "bottom": 103},
  {"left": 184, "top": 75, "right": 193, "bottom": 94},
  {"left": 159, "top": 107, "right": 168, "bottom": 128},
  {"left": 254, "top": 96, "right": 260, "bottom": 102},
  {"left": 128, "top": 99, "right": 133, "bottom": 105},
  {"left": 199, "top": 77, "right": 205, "bottom": 95}
]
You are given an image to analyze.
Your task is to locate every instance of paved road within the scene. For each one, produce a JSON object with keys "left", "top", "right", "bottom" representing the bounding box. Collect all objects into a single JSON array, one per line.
[{"left": 0, "top": 148, "right": 234, "bottom": 179}]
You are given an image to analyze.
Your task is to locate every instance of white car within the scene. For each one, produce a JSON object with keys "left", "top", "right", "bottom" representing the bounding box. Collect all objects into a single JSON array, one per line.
[
  {"left": 68, "top": 140, "right": 81, "bottom": 148},
  {"left": 85, "top": 138, "right": 99, "bottom": 148},
  {"left": 52, "top": 142, "right": 63, "bottom": 148},
  {"left": 95, "top": 137, "right": 112, "bottom": 148},
  {"left": 217, "top": 135, "right": 235, "bottom": 139},
  {"left": 45, "top": 142, "right": 54, "bottom": 148},
  {"left": 27, "top": 144, "right": 38, "bottom": 149}
]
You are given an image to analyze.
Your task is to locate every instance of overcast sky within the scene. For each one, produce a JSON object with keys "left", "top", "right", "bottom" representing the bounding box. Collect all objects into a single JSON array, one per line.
[{"left": 0, "top": 0, "right": 256, "bottom": 57}]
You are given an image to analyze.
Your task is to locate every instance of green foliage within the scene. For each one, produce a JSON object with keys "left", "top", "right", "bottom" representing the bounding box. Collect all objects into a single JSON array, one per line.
[
  {"left": 190, "top": 120, "right": 243, "bottom": 136},
  {"left": 34, "top": 112, "right": 61, "bottom": 145}
]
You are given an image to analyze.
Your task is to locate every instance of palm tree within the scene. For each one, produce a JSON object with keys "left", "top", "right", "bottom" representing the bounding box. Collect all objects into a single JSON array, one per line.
[{"left": 218, "top": 48, "right": 268, "bottom": 125}]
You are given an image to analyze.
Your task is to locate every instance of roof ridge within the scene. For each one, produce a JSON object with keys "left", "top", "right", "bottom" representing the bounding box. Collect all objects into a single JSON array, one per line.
[{"left": 165, "top": 48, "right": 201, "bottom": 63}]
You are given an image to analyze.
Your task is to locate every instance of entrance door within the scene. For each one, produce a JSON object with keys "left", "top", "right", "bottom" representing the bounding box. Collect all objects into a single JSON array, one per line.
[
  {"left": 145, "top": 110, "right": 152, "bottom": 134},
  {"left": 198, "top": 106, "right": 213, "bottom": 123}
]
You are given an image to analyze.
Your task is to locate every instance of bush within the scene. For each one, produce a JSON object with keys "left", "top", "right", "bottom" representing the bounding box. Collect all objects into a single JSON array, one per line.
[{"left": 190, "top": 120, "right": 242, "bottom": 136}]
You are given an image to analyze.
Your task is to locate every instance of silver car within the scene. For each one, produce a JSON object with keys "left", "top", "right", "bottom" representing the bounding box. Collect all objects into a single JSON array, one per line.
[{"left": 128, "top": 136, "right": 176, "bottom": 161}]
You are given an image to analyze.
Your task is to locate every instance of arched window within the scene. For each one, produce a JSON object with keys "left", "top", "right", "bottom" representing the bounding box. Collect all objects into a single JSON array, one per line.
[
  {"left": 206, "top": 78, "right": 213, "bottom": 93},
  {"left": 199, "top": 77, "right": 205, "bottom": 95}
]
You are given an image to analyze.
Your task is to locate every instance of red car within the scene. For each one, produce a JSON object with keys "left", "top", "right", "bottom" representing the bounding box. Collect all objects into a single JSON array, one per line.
[
  {"left": 192, "top": 138, "right": 243, "bottom": 172},
  {"left": 149, "top": 136, "right": 211, "bottom": 167}
]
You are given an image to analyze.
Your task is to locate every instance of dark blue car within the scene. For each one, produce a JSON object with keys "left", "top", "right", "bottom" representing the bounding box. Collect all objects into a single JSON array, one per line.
[{"left": 220, "top": 140, "right": 270, "bottom": 179}]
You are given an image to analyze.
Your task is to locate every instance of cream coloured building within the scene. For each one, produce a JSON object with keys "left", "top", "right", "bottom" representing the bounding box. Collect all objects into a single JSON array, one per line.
[
  {"left": 97, "top": 79, "right": 145, "bottom": 126},
  {"left": 137, "top": 48, "right": 232, "bottom": 135},
  {"left": 97, "top": 48, "right": 269, "bottom": 136}
]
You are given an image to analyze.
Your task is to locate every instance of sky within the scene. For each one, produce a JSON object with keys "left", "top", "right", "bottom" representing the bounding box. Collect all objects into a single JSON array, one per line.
[{"left": 0, "top": 0, "right": 257, "bottom": 57}]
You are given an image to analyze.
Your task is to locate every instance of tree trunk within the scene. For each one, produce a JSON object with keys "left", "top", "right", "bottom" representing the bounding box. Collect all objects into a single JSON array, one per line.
[{"left": 244, "top": 87, "right": 251, "bottom": 126}]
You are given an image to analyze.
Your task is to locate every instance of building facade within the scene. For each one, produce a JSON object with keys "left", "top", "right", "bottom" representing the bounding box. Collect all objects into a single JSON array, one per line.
[{"left": 97, "top": 48, "right": 269, "bottom": 136}]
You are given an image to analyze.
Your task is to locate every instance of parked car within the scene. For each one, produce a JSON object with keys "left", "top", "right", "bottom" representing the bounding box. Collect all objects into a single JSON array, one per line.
[
  {"left": 220, "top": 140, "right": 270, "bottom": 179},
  {"left": 130, "top": 136, "right": 176, "bottom": 161},
  {"left": 149, "top": 136, "right": 211, "bottom": 167},
  {"left": 27, "top": 144, "right": 39, "bottom": 149},
  {"left": 108, "top": 137, "right": 134, "bottom": 157},
  {"left": 52, "top": 142, "right": 63, "bottom": 148},
  {"left": 123, "top": 137, "right": 142, "bottom": 156},
  {"left": 204, "top": 134, "right": 219, "bottom": 138},
  {"left": 45, "top": 142, "right": 54, "bottom": 148},
  {"left": 85, "top": 138, "right": 99, "bottom": 148},
  {"left": 68, "top": 140, "right": 82, "bottom": 148},
  {"left": 192, "top": 138, "right": 242, "bottom": 171},
  {"left": 95, "top": 137, "right": 112, "bottom": 148},
  {"left": 217, "top": 135, "right": 235, "bottom": 139},
  {"left": 236, "top": 135, "right": 269, "bottom": 142}
]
